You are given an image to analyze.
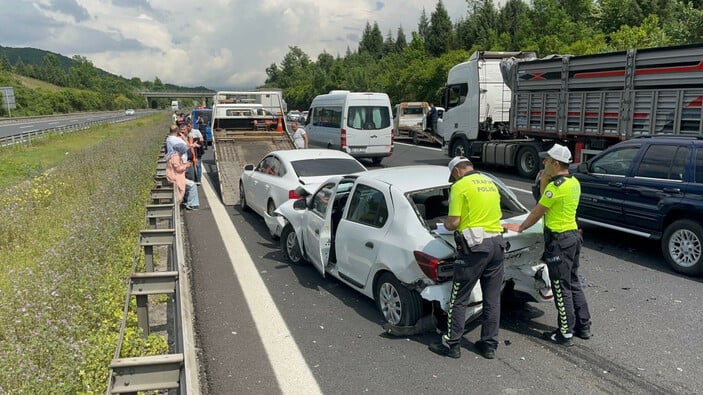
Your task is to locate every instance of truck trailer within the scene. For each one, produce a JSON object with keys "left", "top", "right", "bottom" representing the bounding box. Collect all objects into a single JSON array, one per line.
[
  {"left": 440, "top": 44, "right": 703, "bottom": 178},
  {"left": 210, "top": 91, "right": 295, "bottom": 205}
]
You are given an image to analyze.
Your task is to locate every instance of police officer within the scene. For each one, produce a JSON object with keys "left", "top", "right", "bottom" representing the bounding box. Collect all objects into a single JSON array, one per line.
[
  {"left": 504, "top": 144, "right": 592, "bottom": 346},
  {"left": 429, "top": 157, "right": 505, "bottom": 359}
]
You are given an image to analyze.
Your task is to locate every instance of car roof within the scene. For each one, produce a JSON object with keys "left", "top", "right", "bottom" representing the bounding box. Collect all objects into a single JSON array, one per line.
[
  {"left": 355, "top": 165, "right": 450, "bottom": 192},
  {"left": 270, "top": 149, "right": 361, "bottom": 161},
  {"left": 630, "top": 135, "right": 703, "bottom": 144}
]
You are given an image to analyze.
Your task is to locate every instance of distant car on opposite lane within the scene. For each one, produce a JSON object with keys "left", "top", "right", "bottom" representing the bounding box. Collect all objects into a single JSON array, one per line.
[
  {"left": 125, "top": 109, "right": 136, "bottom": 116},
  {"left": 239, "top": 149, "right": 367, "bottom": 236}
]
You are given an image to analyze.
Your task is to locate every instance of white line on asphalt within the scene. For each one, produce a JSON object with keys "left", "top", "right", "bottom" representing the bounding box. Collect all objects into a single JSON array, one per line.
[
  {"left": 19, "top": 125, "right": 33, "bottom": 128},
  {"left": 509, "top": 186, "right": 532, "bottom": 195},
  {"left": 394, "top": 141, "right": 442, "bottom": 151},
  {"left": 48, "top": 121, "right": 60, "bottom": 125},
  {"left": 200, "top": 169, "right": 322, "bottom": 395}
]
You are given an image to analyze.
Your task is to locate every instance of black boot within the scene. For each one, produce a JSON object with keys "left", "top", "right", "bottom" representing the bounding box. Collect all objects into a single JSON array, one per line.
[{"left": 429, "top": 338, "right": 460, "bottom": 359}]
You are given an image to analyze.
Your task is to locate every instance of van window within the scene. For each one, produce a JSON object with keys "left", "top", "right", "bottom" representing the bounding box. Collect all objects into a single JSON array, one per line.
[
  {"left": 312, "top": 106, "right": 342, "bottom": 128},
  {"left": 347, "top": 106, "right": 391, "bottom": 130}
]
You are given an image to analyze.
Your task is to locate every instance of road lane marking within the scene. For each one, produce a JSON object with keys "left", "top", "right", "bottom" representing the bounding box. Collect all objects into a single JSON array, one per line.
[
  {"left": 394, "top": 141, "right": 442, "bottom": 151},
  {"left": 200, "top": 168, "right": 322, "bottom": 395},
  {"left": 19, "top": 125, "right": 34, "bottom": 129},
  {"left": 509, "top": 186, "right": 532, "bottom": 195},
  {"left": 48, "top": 121, "right": 60, "bottom": 125}
]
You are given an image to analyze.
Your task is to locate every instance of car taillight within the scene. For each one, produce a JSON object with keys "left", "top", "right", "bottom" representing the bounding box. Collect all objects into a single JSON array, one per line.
[
  {"left": 414, "top": 250, "right": 440, "bottom": 282},
  {"left": 289, "top": 190, "right": 302, "bottom": 199},
  {"left": 341, "top": 128, "right": 347, "bottom": 149}
]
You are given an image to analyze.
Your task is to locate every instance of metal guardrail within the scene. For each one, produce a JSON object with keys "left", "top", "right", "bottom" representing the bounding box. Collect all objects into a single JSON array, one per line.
[
  {"left": 106, "top": 148, "right": 199, "bottom": 394},
  {"left": 0, "top": 114, "right": 131, "bottom": 147}
]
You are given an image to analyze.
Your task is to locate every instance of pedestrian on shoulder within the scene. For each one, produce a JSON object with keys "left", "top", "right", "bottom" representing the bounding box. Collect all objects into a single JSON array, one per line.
[
  {"left": 428, "top": 103, "right": 438, "bottom": 134},
  {"left": 291, "top": 122, "right": 308, "bottom": 149},
  {"left": 188, "top": 122, "right": 204, "bottom": 184},
  {"left": 504, "top": 144, "right": 592, "bottom": 346},
  {"left": 429, "top": 156, "right": 505, "bottom": 360}
]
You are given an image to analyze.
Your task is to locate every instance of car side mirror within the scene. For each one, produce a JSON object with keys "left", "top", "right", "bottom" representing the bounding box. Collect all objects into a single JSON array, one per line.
[
  {"left": 293, "top": 198, "right": 307, "bottom": 210},
  {"left": 244, "top": 164, "right": 254, "bottom": 171},
  {"left": 577, "top": 162, "right": 589, "bottom": 173}
]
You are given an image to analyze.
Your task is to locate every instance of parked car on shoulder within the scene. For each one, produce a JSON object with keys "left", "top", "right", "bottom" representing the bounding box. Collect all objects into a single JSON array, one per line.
[
  {"left": 125, "top": 109, "right": 135, "bottom": 116},
  {"left": 274, "top": 165, "right": 552, "bottom": 329},
  {"left": 239, "top": 149, "right": 367, "bottom": 236},
  {"left": 572, "top": 135, "right": 703, "bottom": 275}
]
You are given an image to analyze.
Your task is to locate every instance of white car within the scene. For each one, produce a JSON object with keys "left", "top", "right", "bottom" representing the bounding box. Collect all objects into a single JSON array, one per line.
[
  {"left": 239, "top": 149, "right": 367, "bottom": 236},
  {"left": 274, "top": 165, "right": 552, "bottom": 329},
  {"left": 287, "top": 110, "right": 303, "bottom": 122},
  {"left": 125, "top": 109, "right": 136, "bottom": 116}
]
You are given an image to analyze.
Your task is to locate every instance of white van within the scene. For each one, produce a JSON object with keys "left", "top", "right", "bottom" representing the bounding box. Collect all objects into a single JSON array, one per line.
[{"left": 304, "top": 90, "right": 393, "bottom": 165}]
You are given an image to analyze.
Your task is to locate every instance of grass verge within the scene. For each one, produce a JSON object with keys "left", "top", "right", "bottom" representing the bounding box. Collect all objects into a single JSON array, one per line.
[{"left": 0, "top": 115, "right": 171, "bottom": 393}]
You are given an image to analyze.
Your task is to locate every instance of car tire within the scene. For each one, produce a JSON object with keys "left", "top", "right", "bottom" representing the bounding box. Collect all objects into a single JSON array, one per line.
[
  {"left": 239, "top": 182, "right": 250, "bottom": 211},
  {"left": 374, "top": 272, "right": 422, "bottom": 326},
  {"left": 517, "top": 146, "right": 539, "bottom": 178},
  {"left": 662, "top": 219, "right": 703, "bottom": 276},
  {"left": 281, "top": 224, "right": 306, "bottom": 265}
]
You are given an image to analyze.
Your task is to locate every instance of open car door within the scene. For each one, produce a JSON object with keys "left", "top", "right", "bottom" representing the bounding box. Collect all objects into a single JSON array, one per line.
[{"left": 302, "top": 182, "right": 339, "bottom": 276}]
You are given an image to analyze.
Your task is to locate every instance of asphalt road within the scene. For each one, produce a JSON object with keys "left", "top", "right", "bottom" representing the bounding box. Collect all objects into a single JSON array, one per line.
[
  {"left": 184, "top": 142, "right": 703, "bottom": 394},
  {"left": 0, "top": 111, "right": 147, "bottom": 138}
]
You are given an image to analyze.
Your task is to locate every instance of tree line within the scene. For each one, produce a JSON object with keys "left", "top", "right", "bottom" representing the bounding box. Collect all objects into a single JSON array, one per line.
[
  {"left": 262, "top": 0, "right": 703, "bottom": 111},
  {"left": 0, "top": 49, "right": 209, "bottom": 116}
]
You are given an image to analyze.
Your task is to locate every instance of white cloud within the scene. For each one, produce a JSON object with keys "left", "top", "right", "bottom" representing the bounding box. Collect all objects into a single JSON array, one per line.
[{"left": 2, "top": 0, "right": 485, "bottom": 89}]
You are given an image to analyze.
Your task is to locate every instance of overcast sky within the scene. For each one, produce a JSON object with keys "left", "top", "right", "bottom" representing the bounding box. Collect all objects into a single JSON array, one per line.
[{"left": 0, "top": 0, "right": 490, "bottom": 90}]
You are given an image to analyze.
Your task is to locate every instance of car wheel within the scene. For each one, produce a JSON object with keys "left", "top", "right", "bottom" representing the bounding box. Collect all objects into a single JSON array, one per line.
[
  {"left": 374, "top": 273, "right": 422, "bottom": 326},
  {"left": 281, "top": 224, "right": 306, "bottom": 265},
  {"left": 239, "top": 182, "right": 250, "bottom": 211},
  {"left": 662, "top": 219, "right": 703, "bottom": 275},
  {"left": 517, "top": 146, "right": 539, "bottom": 178}
]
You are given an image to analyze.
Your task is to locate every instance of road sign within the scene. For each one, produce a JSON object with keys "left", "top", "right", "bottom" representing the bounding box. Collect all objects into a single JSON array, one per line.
[{"left": 1, "top": 86, "right": 16, "bottom": 117}]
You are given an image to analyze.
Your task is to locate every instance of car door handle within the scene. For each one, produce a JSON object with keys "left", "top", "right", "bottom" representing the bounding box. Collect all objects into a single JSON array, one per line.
[
  {"left": 663, "top": 187, "right": 681, "bottom": 194},
  {"left": 608, "top": 182, "right": 623, "bottom": 187},
  {"left": 365, "top": 242, "right": 374, "bottom": 249}
]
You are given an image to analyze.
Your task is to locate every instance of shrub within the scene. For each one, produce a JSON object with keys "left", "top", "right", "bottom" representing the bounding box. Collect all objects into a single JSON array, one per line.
[{"left": 0, "top": 116, "right": 171, "bottom": 393}]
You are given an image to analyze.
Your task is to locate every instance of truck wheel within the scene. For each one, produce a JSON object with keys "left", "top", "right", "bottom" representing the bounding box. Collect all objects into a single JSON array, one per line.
[
  {"left": 450, "top": 138, "right": 469, "bottom": 157},
  {"left": 281, "top": 224, "right": 306, "bottom": 265},
  {"left": 372, "top": 157, "right": 383, "bottom": 165},
  {"left": 374, "top": 273, "right": 422, "bottom": 326},
  {"left": 517, "top": 146, "right": 539, "bottom": 178},
  {"left": 662, "top": 219, "right": 703, "bottom": 275},
  {"left": 239, "top": 182, "right": 250, "bottom": 211},
  {"left": 412, "top": 131, "right": 419, "bottom": 145}
]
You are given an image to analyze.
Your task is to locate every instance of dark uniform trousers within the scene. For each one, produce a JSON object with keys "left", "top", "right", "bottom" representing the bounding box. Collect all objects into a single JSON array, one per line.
[
  {"left": 545, "top": 230, "right": 591, "bottom": 335},
  {"left": 445, "top": 236, "right": 505, "bottom": 350}
]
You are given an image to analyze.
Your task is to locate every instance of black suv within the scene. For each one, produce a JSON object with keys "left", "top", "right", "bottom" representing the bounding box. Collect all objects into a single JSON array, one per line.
[{"left": 572, "top": 136, "right": 703, "bottom": 276}]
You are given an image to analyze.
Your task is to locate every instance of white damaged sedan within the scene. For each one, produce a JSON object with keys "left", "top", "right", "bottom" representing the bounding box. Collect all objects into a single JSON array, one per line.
[
  {"left": 274, "top": 165, "right": 552, "bottom": 330},
  {"left": 239, "top": 149, "right": 367, "bottom": 236}
]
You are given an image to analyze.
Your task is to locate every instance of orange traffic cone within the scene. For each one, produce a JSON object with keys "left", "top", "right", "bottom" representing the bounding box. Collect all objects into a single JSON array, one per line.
[{"left": 276, "top": 117, "right": 283, "bottom": 133}]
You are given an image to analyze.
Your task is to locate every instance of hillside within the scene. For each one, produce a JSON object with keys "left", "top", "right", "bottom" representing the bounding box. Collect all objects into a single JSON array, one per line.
[
  {"left": 0, "top": 45, "right": 74, "bottom": 70},
  {"left": 12, "top": 73, "right": 64, "bottom": 92}
]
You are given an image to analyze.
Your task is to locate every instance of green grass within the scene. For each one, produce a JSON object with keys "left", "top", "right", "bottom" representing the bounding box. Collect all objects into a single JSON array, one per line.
[
  {"left": 0, "top": 118, "right": 160, "bottom": 188},
  {"left": 0, "top": 115, "right": 171, "bottom": 393}
]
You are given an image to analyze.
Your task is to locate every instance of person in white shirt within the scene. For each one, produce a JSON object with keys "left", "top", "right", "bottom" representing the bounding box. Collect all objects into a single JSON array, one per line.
[{"left": 291, "top": 122, "right": 308, "bottom": 149}]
